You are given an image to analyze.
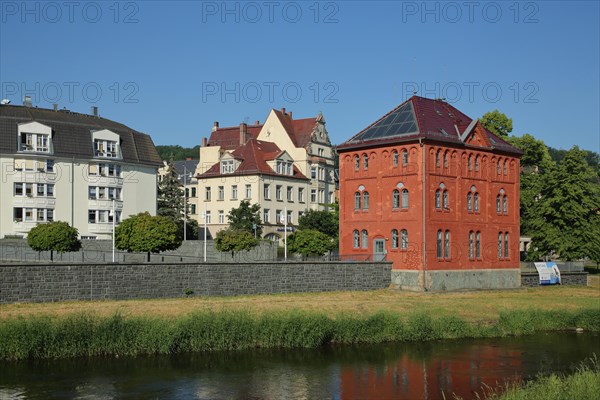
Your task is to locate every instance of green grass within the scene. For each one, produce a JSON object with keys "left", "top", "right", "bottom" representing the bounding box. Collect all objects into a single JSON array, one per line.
[
  {"left": 1, "top": 308, "right": 599, "bottom": 360},
  {"left": 456, "top": 356, "right": 600, "bottom": 400}
]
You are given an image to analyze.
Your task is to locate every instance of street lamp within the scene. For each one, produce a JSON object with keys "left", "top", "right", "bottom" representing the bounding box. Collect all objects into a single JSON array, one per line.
[
  {"left": 183, "top": 164, "right": 187, "bottom": 241},
  {"left": 111, "top": 199, "right": 116, "bottom": 262},
  {"left": 202, "top": 203, "right": 207, "bottom": 262},
  {"left": 280, "top": 206, "right": 287, "bottom": 261}
]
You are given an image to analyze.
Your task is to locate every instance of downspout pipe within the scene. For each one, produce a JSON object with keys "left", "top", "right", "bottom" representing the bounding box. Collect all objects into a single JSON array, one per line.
[{"left": 419, "top": 138, "right": 427, "bottom": 291}]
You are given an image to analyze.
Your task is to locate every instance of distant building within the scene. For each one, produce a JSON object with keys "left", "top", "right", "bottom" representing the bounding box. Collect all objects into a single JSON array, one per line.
[
  {"left": 195, "top": 108, "right": 336, "bottom": 242},
  {"left": 336, "top": 96, "right": 522, "bottom": 291},
  {"left": 0, "top": 102, "right": 162, "bottom": 239}
]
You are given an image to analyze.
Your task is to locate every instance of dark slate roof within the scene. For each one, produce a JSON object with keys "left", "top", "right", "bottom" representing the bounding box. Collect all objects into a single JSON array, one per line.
[
  {"left": 337, "top": 96, "right": 522, "bottom": 156},
  {"left": 0, "top": 105, "right": 162, "bottom": 166},
  {"left": 173, "top": 160, "right": 199, "bottom": 184}
]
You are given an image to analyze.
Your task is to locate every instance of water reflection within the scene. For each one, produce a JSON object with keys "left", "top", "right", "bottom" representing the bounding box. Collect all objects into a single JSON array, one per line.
[{"left": 0, "top": 333, "right": 597, "bottom": 400}]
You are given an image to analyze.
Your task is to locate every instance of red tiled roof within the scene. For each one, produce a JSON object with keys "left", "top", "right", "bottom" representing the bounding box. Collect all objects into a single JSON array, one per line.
[
  {"left": 198, "top": 139, "right": 308, "bottom": 180},
  {"left": 207, "top": 125, "right": 262, "bottom": 150},
  {"left": 272, "top": 109, "right": 318, "bottom": 148},
  {"left": 338, "top": 96, "right": 521, "bottom": 155}
]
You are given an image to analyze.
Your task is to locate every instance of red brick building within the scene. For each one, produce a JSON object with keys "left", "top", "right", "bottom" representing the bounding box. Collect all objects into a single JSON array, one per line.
[{"left": 337, "top": 96, "right": 522, "bottom": 290}]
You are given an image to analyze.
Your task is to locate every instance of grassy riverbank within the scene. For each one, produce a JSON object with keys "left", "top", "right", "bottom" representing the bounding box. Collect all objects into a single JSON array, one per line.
[
  {"left": 1, "top": 286, "right": 598, "bottom": 323},
  {"left": 1, "top": 308, "right": 598, "bottom": 360},
  {"left": 464, "top": 357, "right": 600, "bottom": 400}
]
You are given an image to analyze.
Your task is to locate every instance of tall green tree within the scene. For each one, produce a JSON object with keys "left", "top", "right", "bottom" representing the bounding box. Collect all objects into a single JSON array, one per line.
[
  {"left": 115, "top": 212, "right": 182, "bottom": 261},
  {"left": 214, "top": 228, "right": 260, "bottom": 257},
  {"left": 157, "top": 160, "right": 186, "bottom": 221},
  {"left": 508, "top": 134, "right": 553, "bottom": 169},
  {"left": 287, "top": 229, "right": 335, "bottom": 258},
  {"left": 480, "top": 110, "right": 513, "bottom": 139},
  {"left": 156, "top": 145, "right": 200, "bottom": 161},
  {"left": 27, "top": 221, "right": 81, "bottom": 261},
  {"left": 528, "top": 146, "right": 600, "bottom": 261},
  {"left": 227, "top": 200, "right": 263, "bottom": 237},
  {"left": 298, "top": 209, "right": 338, "bottom": 238}
]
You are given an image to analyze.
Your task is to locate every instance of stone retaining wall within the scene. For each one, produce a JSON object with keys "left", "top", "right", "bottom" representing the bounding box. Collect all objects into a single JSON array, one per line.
[
  {"left": 521, "top": 272, "right": 588, "bottom": 287},
  {"left": 0, "top": 261, "right": 392, "bottom": 303}
]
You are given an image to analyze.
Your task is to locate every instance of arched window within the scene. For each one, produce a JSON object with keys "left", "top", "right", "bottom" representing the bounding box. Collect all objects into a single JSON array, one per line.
[
  {"left": 402, "top": 149, "right": 409, "bottom": 166},
  {"left": 498, "top": 232, "right": 503, "bottom": 259},
  {"left": 435, "top": 189, "right": 441, "bottom": 209},
  {"left": 443, "top": 151, "right": 449, "bottom": 168},
  {"left": 475, "top": 155, "right": 480, "bottom": 172},
  {"left": 353, "top": 230, "right": 360, "bottom": 248},
  {"left": 401, "top": 229, "right": 408, "bottom": 249},
  {"left": 469, "top": 231, "right": 475, "bottom": 259},
  {"left": 467, "top": 192, "right": 473, "bottom": 211},
  {"left": 391, "top": 229, "right": 398, "bottom": 249},
  {"left": 435, "top": 150, "right": 441, "bottom": 167},
  {"left": 362, "top": 191, "right": 369, "bottom": 210},
  {"left": 402, "top": 189, "right": 409, "bottom": 209},
  {"left": 503, "top": 195, "right": 508, "bottom": 214},
  {"left": 354, "top": 155, "right": 360, "bottom": 171},
  {"left": 392, "top": 150, "right": 399, "bottom": 167},
  {"left": 476, "top": 231, "right": 481, "bottom": 259},
  {"left": 443, "top": 190, "right": 449, "bottom": 209},
  {"left": 354, "top": 192, "right": 361, "bottom": 210},
  {"left": 392, "top": 189, "right": 400, "bottom": 209},
  {"left": 437, "top": 230, "right": 443, "bottom": 258},
  {"left": 468, "top": 154, "right": 473, "bottom": 171},
  {"left": 444, "top": 230, "right": 450, "bottom": 259},
  {"left": 504, "top": 232, "right": 509, "bottom": 258},
  {"left": 503, "top": 160, "right": 508, "bottom": 176},
  {"left": 363, "top": 154, "right": 369, "bottom": 169},
  {"left": 474, "top": 192, "right": 479, "bottom": 212},
  {"left": 361, "top": 230, "right": 368, "bottom": 249},
  {"left": 496, "top": 195, "right": 501, "bottom": 213},
  {"left": 497, "top": 159, "right": 502, "bottom": 175}
]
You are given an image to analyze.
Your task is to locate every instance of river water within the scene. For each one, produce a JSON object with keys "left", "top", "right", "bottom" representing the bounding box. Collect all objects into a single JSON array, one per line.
[{"left": 0, "top": 332, "right": 598, "bottom": 400}]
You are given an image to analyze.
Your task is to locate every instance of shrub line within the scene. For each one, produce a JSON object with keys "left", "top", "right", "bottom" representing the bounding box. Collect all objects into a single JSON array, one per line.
[{"left": 0, "top": 308, "right": 598, "bottom": 361}]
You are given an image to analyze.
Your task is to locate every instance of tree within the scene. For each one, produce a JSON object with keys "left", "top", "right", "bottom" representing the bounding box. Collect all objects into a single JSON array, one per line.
[
  {"left": 508, "top": 134, "right": 553, "bottom": 169},
  {"left": 298, "top": 209, "right": 338, "bottom": 238},
  {"left": 157, "top": 160, "right": 185, "bottom": 222},
  {"left": 227, "top": 200, "right": 263, "bottom": 237},
  {"left": 155, "top": 145, "right": 200, "bottom": 161},
  {"left": 115, "top": 212, "right": 182, "bottom": 261},
  {"left": 480, "top": 110, "right": 513, "bottom": 139},
  {"left": 214, "top": 228, "right": 259, "bottom": 257},
  {"left": 287, "top": 229, "right": 335, "bottom": 257},
  {"left": 27, "top": 221, "right": 81, "bottom": 261},
  {"left": 528, "top": 146, "right": 600, "bottom": 261}
]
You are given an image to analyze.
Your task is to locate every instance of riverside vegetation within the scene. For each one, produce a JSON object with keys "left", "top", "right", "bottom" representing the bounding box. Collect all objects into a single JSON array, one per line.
[
  {"left": 1, "top": 308, "right": 598, "bottom": 361},
  {"left": 453, "top": 356, "right": 600, "bottom": 400}
]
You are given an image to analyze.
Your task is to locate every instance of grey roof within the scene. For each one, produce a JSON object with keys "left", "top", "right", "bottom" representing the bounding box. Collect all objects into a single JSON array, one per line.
[
  {"left": 0, "top": 105, "right": 162, "bottom": 167},
  {"left": 173, "top": 160, "right": 198, "bottom": 184}
]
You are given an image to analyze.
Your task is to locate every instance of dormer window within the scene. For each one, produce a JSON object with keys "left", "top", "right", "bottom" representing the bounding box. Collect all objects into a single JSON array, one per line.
[
  {"left": 94, "top": 139, "right": 119, "bottom": 158},
  {"left": 221, "top": 160, "right": 235, "bottom": 174},
  {"left": 17, "top": 122, "right": 53, "bottom": 154},
  {"left": 276, "top": 160, "right": 293, "bottom": 176},
  {"left": 91, "top": 129, "right": 121, "bottom": 159}
]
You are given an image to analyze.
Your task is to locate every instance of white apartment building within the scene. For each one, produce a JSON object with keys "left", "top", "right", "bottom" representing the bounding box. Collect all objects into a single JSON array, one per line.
[
  {"left": 0, "top": 102, "right": 162, "bottom": 240},
  {"left": 195, "top": 108, "right": 336, "bottom": 242}
]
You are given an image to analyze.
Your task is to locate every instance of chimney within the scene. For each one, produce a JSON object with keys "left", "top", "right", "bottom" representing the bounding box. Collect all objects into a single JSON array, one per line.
[
  {"left": 255, "top": 120, "right": 260, "bottom": 125},
  {"left": 91, "top": 106, "right": 98, "bottom": 117},
  {"left": 23, "top": 96, "right": 32, "bottom": 107},
  {"left": 212, "top": 121, "right": 219, "bottom": 132},
  {"left": 53, "top": 104, "right": 58, "bottom": 112},
  {"left": 281, "top": 107, "right": 286, "bottom": 115},
  {"left": 288, "top": 110, "right": 292, "bottom": 119},
  {"left": 240, "top": 122, "right": 248, "bottom": 145},
  {"left": 202, "top": 137, "right": 208, "bottom": 147}
]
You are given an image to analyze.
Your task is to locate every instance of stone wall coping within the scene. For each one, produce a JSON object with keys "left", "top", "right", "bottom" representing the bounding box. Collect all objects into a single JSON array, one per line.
[{"left": 0, "top": 261, "right": 393, "bottom": 268}]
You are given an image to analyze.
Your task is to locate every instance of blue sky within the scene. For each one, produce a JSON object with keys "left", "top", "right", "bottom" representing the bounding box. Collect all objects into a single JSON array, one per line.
[{"left": 1, "top": 1, "right": 598, "bottom": 152}]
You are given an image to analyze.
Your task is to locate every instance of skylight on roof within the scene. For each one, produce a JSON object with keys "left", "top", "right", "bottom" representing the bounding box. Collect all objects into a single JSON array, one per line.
[{"left": 351, "top": 102, "right": 418, "bottom": 142}]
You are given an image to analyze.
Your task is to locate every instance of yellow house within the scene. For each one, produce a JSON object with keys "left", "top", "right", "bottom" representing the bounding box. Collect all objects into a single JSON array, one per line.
[{"left": 195, "top": 108, "right": 336, "bottom": 243}]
